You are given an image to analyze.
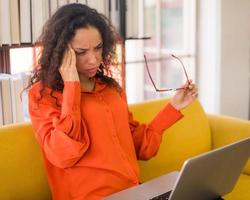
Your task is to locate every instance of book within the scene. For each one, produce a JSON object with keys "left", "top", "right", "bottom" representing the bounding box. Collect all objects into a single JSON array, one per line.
[
  {"left": 10, "top": 74, "right": 25, "bottom": 123},
  {"left": 20, "top": 72, "right": 31, "bottom": 122},
  {"left": 0, "top": 74, "right": 13, "bottom": 125},
  {"left": 0, "top": 73, "right": 31, "bottom": 125},
  {"left": 20, "top": 0, "right": 32, "bottom": 43}
]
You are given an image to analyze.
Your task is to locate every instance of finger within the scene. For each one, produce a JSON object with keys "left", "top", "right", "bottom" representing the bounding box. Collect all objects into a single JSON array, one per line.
[
  {"left": 66, "top": 48, "right": 73, "bottom": 67},
  {"left": 188, "top": 88, "right": 197, "bottom": 95},
  {"left": 185, "top": 81, "right": 196, "bottom": 89},
  {"left": 181, "top": 80, "right": 191, "bottom": 89},
  {"left": 192, "top": 91, "right": 198, "bottom": 98},
  {"left": 70, "top": 48, "right": 76, "bottom": 67},
  {"left": 60, "top": 49, "right": 68, "bottom": 68},
  {"left": 68, "top": 43, "right": 73, "bottom": 50},
  {"left": 186, "top": 79, "right": 192, "bottom": 86},
  {"left": 187, "top": 86, "right": 197, "bottom": 96},
  {"left": 68, "top": 44, "right": 76, "bottom": 58},
  {"left": 187, "top": 84, "right": 193, "bottom": 90},
  {"left": 194, "top": 92, "right": 198, "bottom": 97},
  {"left": 63, "top": 49, "right": 71, "bottom": 69},
  {"left": 67, "top": 48, "right": 76, "bottom": 69},
  {"left": 189, "top": 88, "right": 198, "bottom": 97},
  {"left": 68, "top": 44, "right": 77, "bottom": 67}
]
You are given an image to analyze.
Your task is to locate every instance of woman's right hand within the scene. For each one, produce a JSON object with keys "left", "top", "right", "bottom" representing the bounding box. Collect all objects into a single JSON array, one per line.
[{"left": 59, "top": 45, "right": 79, "bottom": 81}]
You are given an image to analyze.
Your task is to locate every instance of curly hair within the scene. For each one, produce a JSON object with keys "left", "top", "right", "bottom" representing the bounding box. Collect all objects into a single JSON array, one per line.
[{"left": 29, "top": 3, "right": 120, "bottom": 96}]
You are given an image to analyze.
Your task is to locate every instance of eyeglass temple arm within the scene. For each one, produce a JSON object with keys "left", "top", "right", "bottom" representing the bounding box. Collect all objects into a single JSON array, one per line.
[
  {"left": 171, "top": 54, "right": 190, "bottom": 84},
  {"left": 144, "top": 55, "right": 160, "bottom": 91}
]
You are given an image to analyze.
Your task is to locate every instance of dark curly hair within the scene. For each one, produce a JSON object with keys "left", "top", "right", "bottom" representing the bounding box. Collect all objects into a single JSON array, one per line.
[{"left": 29, "top": 3, "right": 120, "bottom": 96}]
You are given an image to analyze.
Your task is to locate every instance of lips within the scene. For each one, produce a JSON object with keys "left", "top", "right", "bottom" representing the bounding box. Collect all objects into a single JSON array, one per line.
[{"left": 86, "top": 67, "right": 98, "bottom": 72}]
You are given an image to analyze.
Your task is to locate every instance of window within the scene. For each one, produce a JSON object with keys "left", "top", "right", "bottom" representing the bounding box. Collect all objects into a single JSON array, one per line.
[
  {"left": 125, "top": 0, "right": 196, "bottom": 103},
  {"left": 10, "top": 47, "right": 34, "bottom": 74}
]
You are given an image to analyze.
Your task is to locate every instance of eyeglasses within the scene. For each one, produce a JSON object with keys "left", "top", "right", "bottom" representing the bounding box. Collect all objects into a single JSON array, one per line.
[{"left": 144, "top": 54, "right": 190, "bottom": 92}]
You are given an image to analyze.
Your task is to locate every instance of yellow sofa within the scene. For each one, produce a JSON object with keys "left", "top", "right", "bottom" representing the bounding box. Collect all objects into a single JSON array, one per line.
[
  {"left": 0, "top": 99, "right": 249, "bottom": 200},
  {"left": 130, "top": 99, "right": 250, "bottom": 200}
]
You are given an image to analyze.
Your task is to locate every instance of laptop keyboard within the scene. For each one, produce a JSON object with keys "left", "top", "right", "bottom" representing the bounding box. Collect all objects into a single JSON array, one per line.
[{"left": 149, "top": 191, "right": 172, "bottom": 200}]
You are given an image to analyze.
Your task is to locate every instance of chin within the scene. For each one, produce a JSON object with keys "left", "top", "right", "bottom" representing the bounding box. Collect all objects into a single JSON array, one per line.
[
  {"left": 88, "top": 72, "right": 98, "bottom": 78},
  {"left": 78, "top": 71, "right": 97, "bottom": 78}
]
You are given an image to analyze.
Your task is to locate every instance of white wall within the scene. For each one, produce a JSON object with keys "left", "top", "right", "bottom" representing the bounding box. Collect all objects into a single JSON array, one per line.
[
  {"left": 197, "top": 0, "right": 250, "bottom": 119},
  {"left": 220, "top": 0, "right": 250, "bottom": 119},
  {"left": 197, "top": 0, "right": 221, "bottom": 115}
]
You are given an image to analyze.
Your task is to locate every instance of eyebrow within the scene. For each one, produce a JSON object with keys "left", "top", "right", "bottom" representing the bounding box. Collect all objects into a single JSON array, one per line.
[{"left": 75, "top": 42, "right": 103, "bottom": 51}]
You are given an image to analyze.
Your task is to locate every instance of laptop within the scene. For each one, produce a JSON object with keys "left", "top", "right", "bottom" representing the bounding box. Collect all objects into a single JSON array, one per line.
[{"left": 103, "top": 137, "right": 250, "bottom": 200}]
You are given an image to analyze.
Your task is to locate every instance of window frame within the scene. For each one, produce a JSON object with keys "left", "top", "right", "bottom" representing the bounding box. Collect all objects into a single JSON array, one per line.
[{"left": 125, "top": 0, "right": 197, "bottom": 103}]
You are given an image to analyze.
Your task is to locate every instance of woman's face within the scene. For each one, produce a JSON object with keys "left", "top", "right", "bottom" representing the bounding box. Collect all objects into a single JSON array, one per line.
[{"left": 70, "top": 26, "right": 103, "bottom": 78}]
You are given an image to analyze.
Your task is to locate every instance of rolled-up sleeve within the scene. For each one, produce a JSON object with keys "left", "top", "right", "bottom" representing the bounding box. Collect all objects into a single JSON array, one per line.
[
  {"left": 120, "top": 90, "right": 183, "bottom": 160},
  {"left": 129, "top": 104, "right": 183, "bottom": 160}
]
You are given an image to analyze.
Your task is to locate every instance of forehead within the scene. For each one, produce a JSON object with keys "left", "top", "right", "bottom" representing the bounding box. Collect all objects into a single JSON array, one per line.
[{"left": 71, "top": 26, "right": 102, "bottom": 47}]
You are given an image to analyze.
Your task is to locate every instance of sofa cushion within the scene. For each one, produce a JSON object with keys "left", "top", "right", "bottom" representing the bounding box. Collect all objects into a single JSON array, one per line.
[
  {"left": 129, "top": 99, "right": 212, "bottom": 182},
  {"left": 0, "top": 123, "right": 51, "bottom": 200},
  {"left": 223, "top": 174, "right": 250, "bottom": 200},
  {"left": 207, "top": 114, "right": 250, "bottom": 175}
]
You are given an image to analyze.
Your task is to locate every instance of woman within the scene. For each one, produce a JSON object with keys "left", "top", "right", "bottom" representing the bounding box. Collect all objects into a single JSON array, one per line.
[{"left": 28, "top": 3, "right": 198, "bottom": 200}]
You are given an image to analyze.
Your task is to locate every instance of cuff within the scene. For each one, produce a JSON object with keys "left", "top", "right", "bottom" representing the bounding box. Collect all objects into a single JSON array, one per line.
[
  {"left": 149, "top": 103, "right": 183, "bottom": 133},
  {"left": 61, "top": 81, "right": 81, "bottom": 116}
]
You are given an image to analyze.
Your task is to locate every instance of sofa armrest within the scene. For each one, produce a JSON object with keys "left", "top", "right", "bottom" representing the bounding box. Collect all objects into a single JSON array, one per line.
[{"left": 207, "top": 114, "right": 250, "bottom": 175}]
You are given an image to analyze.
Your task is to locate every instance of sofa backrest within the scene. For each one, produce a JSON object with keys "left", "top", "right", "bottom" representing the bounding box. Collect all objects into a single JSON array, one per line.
[
  {"left": 0, "top": 122, "right": 51, "bottom": 200},
  {"left": 129, "top": 99, "right": 212, "bottom": 182},
  {"left": 0, "top": 99, "right": 211, "bottom": 198}
]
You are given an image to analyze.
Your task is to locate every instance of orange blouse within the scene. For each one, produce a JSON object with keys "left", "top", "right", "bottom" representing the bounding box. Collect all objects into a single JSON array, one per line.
[{"left": 28, "top": 79, "right": 183, "bottom": 200}]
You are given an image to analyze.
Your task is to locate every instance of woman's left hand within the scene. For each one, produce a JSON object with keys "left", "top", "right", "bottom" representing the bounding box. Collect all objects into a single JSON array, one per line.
[{"left": 170, "top": 80, "right": 198, "bottom": 111}]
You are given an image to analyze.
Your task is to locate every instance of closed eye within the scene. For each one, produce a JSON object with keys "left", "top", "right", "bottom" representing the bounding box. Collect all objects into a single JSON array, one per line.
[
  {"left": 95, "top": 43, "right": 103, "bottom": 50},
  {"left": 73, "top": 42, "right": 103, "bottom": 56},
  {"left": 74, "top": 50, "right": 86, "bottom": 56}
]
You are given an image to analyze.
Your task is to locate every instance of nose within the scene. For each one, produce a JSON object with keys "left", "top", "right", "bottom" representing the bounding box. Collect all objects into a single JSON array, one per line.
[{"left": 87, "top": 52, "right": 98, "bottom": 64}]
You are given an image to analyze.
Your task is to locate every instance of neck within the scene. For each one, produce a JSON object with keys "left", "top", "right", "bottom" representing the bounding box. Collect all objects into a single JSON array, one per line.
[
  {"left": 79, "top": 74, "right": 95, "bottom": 92},
  {"left": 79, "top": 74, "right": 90, "bottom": 83}
]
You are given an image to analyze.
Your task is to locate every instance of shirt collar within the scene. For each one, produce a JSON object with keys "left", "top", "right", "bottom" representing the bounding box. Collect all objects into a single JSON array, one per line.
[{"left": 80, "top": 77, "right": 106, "bottom": 93}]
